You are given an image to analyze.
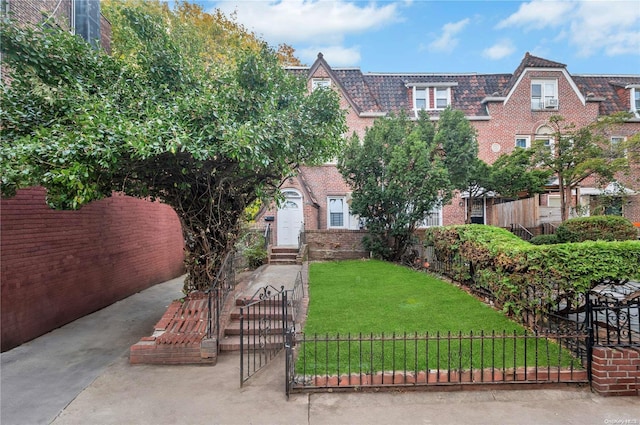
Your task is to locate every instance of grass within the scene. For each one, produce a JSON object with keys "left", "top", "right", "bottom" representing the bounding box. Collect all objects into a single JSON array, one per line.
[{"left": 297, "top": 260, "right": 582, "bottom": 375}]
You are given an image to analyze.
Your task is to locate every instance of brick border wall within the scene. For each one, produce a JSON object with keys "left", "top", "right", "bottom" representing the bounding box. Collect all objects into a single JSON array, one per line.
[
  {"left": 1, "top": 187, "right": 185, "bottom": 352},
  {"left": 591, "top": 347, "right": 639, "bottom": 396},
  {"left": 306, "top": 229, "right": 368, "bottom": 261}
]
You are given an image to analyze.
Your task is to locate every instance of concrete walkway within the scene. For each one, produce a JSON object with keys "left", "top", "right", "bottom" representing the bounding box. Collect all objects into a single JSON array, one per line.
[{"left": 2, "top": 265, "right": 639, "bottom": 425}]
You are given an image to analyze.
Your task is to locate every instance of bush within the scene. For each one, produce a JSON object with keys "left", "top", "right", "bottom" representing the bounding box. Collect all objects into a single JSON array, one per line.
[
  {"left": 555, "top": 215, "right": 637, "bottom": 243},
  {"left": 529, "top": 234, "right": 559, "bottom": 245},
  {"left": 424, "top": 224, "right": 640, "bottom": 319},
  {"left": 237, "top": 230, "right": 267, "bottom": 269}
]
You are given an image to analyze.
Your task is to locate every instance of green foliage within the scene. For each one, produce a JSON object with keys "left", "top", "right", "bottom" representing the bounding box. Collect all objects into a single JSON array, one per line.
[
  {"left": 530, "top": 115, "right": 629, "bottom": 221},
  {"left": 424, "top": 225, "right": 640, "bottom": 318},
  {"left": 236, "top": 230, "right": 268, "bottom": 269},
  {"left": 529, "top": 234, "right": 560, "bottom": 245},
  {"left": 0, "top": 5, "right": 345, "bottom": 292},
  {"left": 435, "top": 108, "right": 478, "bottom": 190},
  {"left": 555, "top": 215, "right": 638, "bottom": 242},
  {"left": 489, "top": 148, "right": 552, "bottom": 199},
  {"left": 338, "top": 110, "right": 474, "bottom": 261}
]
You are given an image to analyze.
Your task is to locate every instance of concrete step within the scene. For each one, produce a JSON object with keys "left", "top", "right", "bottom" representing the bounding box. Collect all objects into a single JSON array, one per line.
[{"left": 270, "top": 247, "right": 298, "bottom": 254}]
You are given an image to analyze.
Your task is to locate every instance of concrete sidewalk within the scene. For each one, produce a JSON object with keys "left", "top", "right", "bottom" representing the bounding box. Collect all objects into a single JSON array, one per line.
[{"left": 2, "top": 265, "right": 639, "bottom": 425}]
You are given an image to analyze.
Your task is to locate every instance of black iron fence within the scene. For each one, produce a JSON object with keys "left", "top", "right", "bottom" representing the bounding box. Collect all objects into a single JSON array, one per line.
[
  {"left": 589, "top": 283, "right": 640, "bottom": 347},
  {"left": 205, "top": 252, "right": 236, "bottom": 341},
  {"left": 286, "top": 329, "right": 587, "bottom": 393}
]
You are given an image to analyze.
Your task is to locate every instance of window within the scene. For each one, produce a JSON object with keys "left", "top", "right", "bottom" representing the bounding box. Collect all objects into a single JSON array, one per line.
[
  {"left": 73, "top": 0, "right": 101, "bottom": 49},
  {"left": 531, "top": 79, "right": 558, "bottom": 110},
  {"left": 328, "top": 197, "right": 346, "bottom": 228},
  {"left": 418, "top": 205, "right": 443, "bottom": 228},
  {"left": 547, "top": 195, "right": 561, "bottom": 208},
  {"left": 412, "top": 86, "right": 451, "bottom": 114},
  {"left": 312, "top": 78, "right": 331, "bottom": 91},
  {"left": 515, "top": 136, "right": 531, "bottom": 149},
  {"left": 634, "top": 88, "right": 640, "bottom": 112},
  {"left": 609, "top": 136, "right": 625, "bottom": 158},
  {"left": 414, "top": 88, "right": 427, "bottom": 110},
  {"left": 435, "top": 87, "right": 449, "bottom": 109}
]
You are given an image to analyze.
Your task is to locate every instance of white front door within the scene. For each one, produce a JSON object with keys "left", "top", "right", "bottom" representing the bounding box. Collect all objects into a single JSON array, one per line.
[{"left": 277, "top": 191, "right": 303, "bottom": 246}]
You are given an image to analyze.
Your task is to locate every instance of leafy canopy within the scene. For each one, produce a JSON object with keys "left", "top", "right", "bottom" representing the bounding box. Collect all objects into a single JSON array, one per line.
[
  {"left": 0, "top": 2, "right": 345, "bottom": 291},
  {"left": 339, "top": 110, "right": 474, "bottom": 262}
]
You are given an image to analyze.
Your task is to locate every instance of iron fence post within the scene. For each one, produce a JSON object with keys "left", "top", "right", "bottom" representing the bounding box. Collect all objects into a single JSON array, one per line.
[{"left": 585, "top": 291, "right": 594, "bottom": 383}]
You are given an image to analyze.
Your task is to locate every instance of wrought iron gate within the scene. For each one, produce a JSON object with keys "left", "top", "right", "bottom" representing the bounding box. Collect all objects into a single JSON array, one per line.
[{"left": 240, "top": 271, "right": 305, "bottom": 387}]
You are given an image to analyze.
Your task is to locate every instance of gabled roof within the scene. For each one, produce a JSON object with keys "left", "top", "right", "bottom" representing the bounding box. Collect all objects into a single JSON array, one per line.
[
  {"left": 504, "top": 52, "right": 567, "bottom": 95},
  {"left": 286, "top": 52, "right": 638, "bottom": 119}
]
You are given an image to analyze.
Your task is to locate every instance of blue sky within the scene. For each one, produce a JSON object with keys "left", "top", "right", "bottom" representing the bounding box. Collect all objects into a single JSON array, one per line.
[{"left": 186, "top": 0, "right": 640, "bottom": 75}]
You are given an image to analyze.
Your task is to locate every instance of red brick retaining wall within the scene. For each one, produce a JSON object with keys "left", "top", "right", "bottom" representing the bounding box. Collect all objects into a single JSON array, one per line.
[
  {"left": 300, "top": 367, "right": 588, "bottom": 390},
  {"left": 1, "top": 187, "right": 185, "bottom": 351},
  {"left": 305, "top": 229, "right": 368, "bottom": 261},
  {"left": 591, "top": 347, "right": 639, "bottom": 396}
]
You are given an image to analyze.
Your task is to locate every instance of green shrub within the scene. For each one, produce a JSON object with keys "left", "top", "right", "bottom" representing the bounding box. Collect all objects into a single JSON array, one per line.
[
  {"left": 236, "top": 229, "right": 267, "bottom": 269},
  {"left": 529, "top": 234, "right": 559, "bottom": 245},
  {"left": 424, "top": 224, "right": 640, "bottom": 320},
  {"left": 555, "top": 215, "right": 637, "bottom": 243}
]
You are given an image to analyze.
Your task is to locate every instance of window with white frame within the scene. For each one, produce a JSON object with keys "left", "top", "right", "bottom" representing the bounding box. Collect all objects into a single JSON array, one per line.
[
  {"left": 414, "top": 88, "right": 427, "bottom": 110},
  {"left": 312, "top": 78, "right": 331, "bottom": 91},
  {"left": 515, "top": 136, "right": 531, "bottom": 149},
  {"left": 633, "top": 88, "right": 640, "bottom": 115},
  {"left": 609, "top": 136, "right": 625, "bottom": 158},
  {"left": 531, "top": 79, "right": 558, "bottom": 110},
  {"left": 412, "top": 86, "right": 452, "bottom": 113},
  {"left": 435, "top": 87, "right": 449, "bottom": 109},
  {"left": 328, "top": 197, "right": 346, "bottom": 228},
  {"left": 418, "top": 205, "right": 443, "bottom": 228}
]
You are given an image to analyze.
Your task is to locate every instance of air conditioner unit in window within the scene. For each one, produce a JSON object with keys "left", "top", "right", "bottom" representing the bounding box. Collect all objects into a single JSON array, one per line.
[{"left": 544, "top": 98, "right": 559, "bottom": 108}]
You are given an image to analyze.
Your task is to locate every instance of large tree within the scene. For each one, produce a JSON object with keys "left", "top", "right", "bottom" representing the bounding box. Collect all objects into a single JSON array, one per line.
[
  {"left": 530, "top": 115, "right": 630, "bottom": 221},
  {"left": 0, "top": 3, "right": 345, "bottom": 292},
  {"left": 339, "top": 111, "right": 470, "bottom": 262}
]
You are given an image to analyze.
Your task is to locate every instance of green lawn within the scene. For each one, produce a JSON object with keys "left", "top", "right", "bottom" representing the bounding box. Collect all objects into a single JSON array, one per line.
[{"left": 298, "top": 260, "right": 581, "bottom": 375}]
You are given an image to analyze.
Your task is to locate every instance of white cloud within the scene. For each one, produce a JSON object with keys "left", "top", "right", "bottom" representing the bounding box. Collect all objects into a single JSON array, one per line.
[
  {"left": 428, "top": 18, "right": 470, "bottom": 53},
  {"left": 212, "top": 0, "right": 402, "bottom": 45},
  {"left": 496, "top": 0, "right": 575, "bottom": 30},
  {"left": 569, "top": 1, "right": 640, "bottom": 57},
  {"left": 298, "top": 45, "right": 362, "bottom": 67},
  {"left": 482, "top": 39, "right": 516, "bottom": 60},
  {"left": 495, "top": 0, "right": 640, "bottom": 59}
]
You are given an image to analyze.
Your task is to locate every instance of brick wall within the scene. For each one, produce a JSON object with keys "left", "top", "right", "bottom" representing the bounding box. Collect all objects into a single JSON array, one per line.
[
  {"left": 1, "top": 187, "right": 185, "bottom": 352},
  {"left": 591, "top": 347, "right": 640, "bottom": 396},
  {"left": 306, "top": 229, "right": 368, "bottom": 261}
]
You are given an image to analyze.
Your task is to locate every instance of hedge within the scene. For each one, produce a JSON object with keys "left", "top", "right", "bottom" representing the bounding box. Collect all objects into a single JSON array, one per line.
[{"left": 424, "top": 225, "right": 640, "bottom": 317}]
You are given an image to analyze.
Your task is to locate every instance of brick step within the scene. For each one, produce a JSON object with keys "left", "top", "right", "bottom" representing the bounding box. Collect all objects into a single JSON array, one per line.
[
  {"left": 219, "top": 335, "right": 285, "bottom": 352},
  {"left": 224, "top": 320, "right": 285, "bottom": 336},
  {"left": 270, "top": 247, "right": 298, "bottom": 254},
  {"left": 230, "top": 311, "right": 292, "bottom": 321},
  {"left": 235, "top": 297, "right": 285, "bottom": 307},
  {"left": 269, "top": 259, "right": 298, "bottom": 265}
]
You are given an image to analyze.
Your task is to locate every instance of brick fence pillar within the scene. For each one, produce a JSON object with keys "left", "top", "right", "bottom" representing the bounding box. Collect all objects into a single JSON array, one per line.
[{"left": 591, "top": 347, "right": 639, "bottom": 396}]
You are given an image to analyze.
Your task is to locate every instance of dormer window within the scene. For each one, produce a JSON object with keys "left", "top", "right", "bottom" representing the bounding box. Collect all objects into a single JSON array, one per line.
[
  {"left": 531, "top": 79, "right": 558, "bottom": 110},
  {"left": 633, "top": 88, "right": 640, "bottom": 115},
  {"left": 312, "top": 78, "right": 331, "bottom": 91},
  {"left": 410, "top": 83, "right": 456, "bottom": 115}
]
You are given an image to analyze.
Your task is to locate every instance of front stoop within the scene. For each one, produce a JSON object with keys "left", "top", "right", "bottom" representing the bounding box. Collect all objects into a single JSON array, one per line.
[
  {"left": 129, "top": 294, "right": 217, "bottom": 365},
  {"left": 218, "top": 299, "right": 288, "bottom": 352},
  {"left": 268, "top": 247, "right": 298, "bottom": 265}
]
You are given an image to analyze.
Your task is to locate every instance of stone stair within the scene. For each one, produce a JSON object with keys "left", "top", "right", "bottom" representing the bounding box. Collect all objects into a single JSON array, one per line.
[
  {"left": 219, "top": 298, "right": 291, "bottom": 352},
  {"left": 268, "top": 246, "right": 298, "bottom": 265}
]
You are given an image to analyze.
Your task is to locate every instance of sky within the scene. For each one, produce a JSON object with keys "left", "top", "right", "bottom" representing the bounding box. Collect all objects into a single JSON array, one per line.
[{"left": 187, "top": 0, "right": 640, "bottom": 75}]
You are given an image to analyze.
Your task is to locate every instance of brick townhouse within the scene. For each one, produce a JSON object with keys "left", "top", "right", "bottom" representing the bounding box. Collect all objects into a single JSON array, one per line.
[{"left": 259, "top": 52, "right": 640, "bottom": 247}]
